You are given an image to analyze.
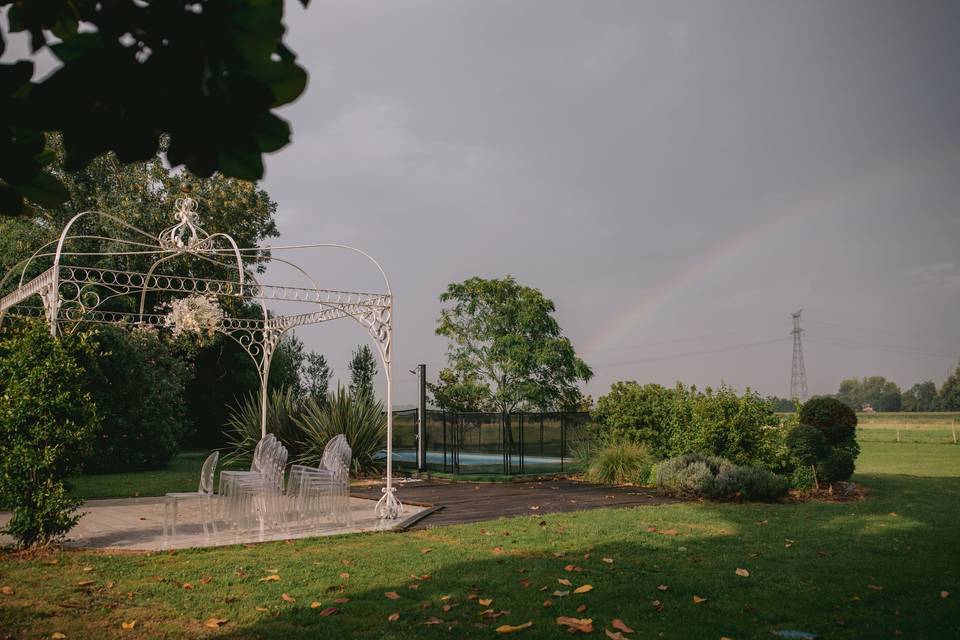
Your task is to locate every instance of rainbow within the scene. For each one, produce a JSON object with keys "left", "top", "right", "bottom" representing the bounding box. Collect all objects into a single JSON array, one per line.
[{"left": 580, "top": 154, "right": 942, "bottom": 358}]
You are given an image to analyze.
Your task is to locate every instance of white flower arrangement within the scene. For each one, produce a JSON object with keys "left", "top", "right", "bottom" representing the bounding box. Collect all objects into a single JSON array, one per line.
[{"left": 161, "top": 294, "right": 224, "bottom": 338}]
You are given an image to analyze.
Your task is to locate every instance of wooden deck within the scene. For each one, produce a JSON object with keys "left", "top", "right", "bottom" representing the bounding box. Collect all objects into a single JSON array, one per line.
[{"left": 351, "top": 479, "right": 670, "bottom": 529}]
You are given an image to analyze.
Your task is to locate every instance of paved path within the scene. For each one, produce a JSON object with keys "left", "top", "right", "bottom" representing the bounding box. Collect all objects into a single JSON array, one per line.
[{"left": 353, "top": 479, "right": 670, "bottom": 529}]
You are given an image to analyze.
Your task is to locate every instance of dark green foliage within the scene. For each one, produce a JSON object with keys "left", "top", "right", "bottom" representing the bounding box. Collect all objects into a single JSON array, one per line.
[
  {"left": 654, "top": 452, "right": 789, "bottom": 501},
  {"left": 348, "top": 344, "right": 378, "bottom": 399},
  {"left": 594, "top": 382, "right": 780, "bottom": 467},
  {"left": 901, "top": 381, "right": 939, "bottom": 412},
  {"left": 790, "top": 464, "right": 817, "bottom": 491},
  {"left": 786, "top": 424, "right": 829, "bottom": 466},
  {"left": 800, "top": 396, "right": 858, "bottom": 445},
  {"left": 435, "top": 276, "right": 592, "bottom": 413},
  {"left": 82, "top": 326, "right": 192, "bottom": 473},
  {"left": 835, "top": 376, "right": 902, "bottom": 412},
  {"left": 295, "top": 386, "right": 387, "bottom": 475},
  {"left": 224, "top": 387, "right": 303, "bottom": 466},
  {"left": 0, "top": 321, "right": 100, "bottom": 547},
  {"left": 304, "top": 352, "right": 333, "bottom": 401},
  {"left": 818, "top": 449, "right": 856, "bottom": 483},
  {"left": 0, "top": 0, "right": 309, "bottom": 216},
  {"left": 939, "top": 360, "right": 960, "bottom": 411},
  {"left": 428, "top": 367, "right": 492, "bottom": 412}
]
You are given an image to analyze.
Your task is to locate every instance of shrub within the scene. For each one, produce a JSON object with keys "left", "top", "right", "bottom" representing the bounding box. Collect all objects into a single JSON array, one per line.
[
  {"left": 655, "top": 453, "right": 789, "bottom": 501},
  {"left": 715, "top": 466, "right": 790, "bottom": 501},
  {"left": 799, "top": 397, "right": 857, "bottom": 445},
  {"left": 83, "top": 326, "right": 192, "bottom": 473},
  {"left": 594, "top": 382, "right": 781, "bottom": 468},
  {"left": 295, "top": 386, "right": 386, "bottom": 475},
  {"left": 786, "top": 424, "right": 828, "bottom": 466},
  {"left": 579, "top": 437, "right": 654, "bottom": 485},
  {"left": 818, "top": 449, "right": 856, "bottom": 483},
  {"left": 790, "top": 465, "right": 816, "bottom": 491},
  {"left": 0, "top": 321, "right": 101, "bottom": 548},
  {"left": 224, "top": 386, "right": 303, "bottom": 465}
]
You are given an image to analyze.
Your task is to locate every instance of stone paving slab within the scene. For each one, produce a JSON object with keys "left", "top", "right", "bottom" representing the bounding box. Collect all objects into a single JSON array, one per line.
[{"left": 0, "top": 495, "right": 425, "bottom": 551}]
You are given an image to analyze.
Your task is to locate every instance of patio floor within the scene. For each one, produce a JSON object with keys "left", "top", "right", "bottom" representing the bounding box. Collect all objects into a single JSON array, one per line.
[{"left": 0, "top": 495, "right": 426, "bottom": 551}]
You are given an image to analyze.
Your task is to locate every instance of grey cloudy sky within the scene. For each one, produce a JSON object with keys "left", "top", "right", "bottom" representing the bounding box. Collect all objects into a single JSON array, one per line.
[
  {"left": 258, "top": 0, "right": 960, "bottom": 404},
  {"left": 8, "top": 1, "right": 960, "bottom": 404}
]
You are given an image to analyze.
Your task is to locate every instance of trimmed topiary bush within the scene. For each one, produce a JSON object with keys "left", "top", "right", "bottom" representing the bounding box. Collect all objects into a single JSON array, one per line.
[
  {"left": 818, "top": 449, "right": 856, "bottom": 483},
  {"left": 800, "top": 396, "right": 857, "bottom": 445}
]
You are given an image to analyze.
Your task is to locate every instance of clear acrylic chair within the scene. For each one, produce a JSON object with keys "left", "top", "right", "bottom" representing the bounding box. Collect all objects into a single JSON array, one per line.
[
  {"left": 288, "top": 435, "right": 352, "bottom": 527},
  {"left": 219, "top": 434, "right": 276, "bottom": 528},
  {"left": 224, "top": 439, "right": 289, "bottom": 531},
  {"left": 163, "top": 450, "right": 219, "bottom": 544}
]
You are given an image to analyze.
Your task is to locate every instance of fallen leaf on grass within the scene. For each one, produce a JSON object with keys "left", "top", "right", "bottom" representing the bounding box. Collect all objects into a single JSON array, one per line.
[
  {"left": 77, "top": 580, "right": 95, "bottom": 587},
  {"left": 868, "top": 585, "right": 883, "bottom": 591},
  {"left": 255, "top": 607, "right": 269, "bottom": 612},
  {"left": 692, "top": 595, "right": 707, "bottom": 604},
  {"left": 318, "top": 607, "right": 339, "bottom": 616},
  {"left": 442, "top": 604, "right": 453, "bottom": 613},
  {"left": 421, "top": 548, "right": 432, "bottom": 554},
  {"left": 200, "top": 576, "right": 212, "bottom": 585},
  {"left": 259, "top": 575, "right": 280, "bottom": 583},
  {"left": 492, "top": 547, "right": 505, "bottom": 554},
  {"left": 0, "top": 586, "right": 12, "bottom": 595},
  {"left": 496, "top": 621, "right": 533, "bottom": 633},
  {"left": 519, "top": 578, "right": 531, "bottom": 587},
  {"left": 543, "top": 599, "right": 553, "bottom": 608},
  {"left": 552, "top": 590, "right": 570, "bottom": 598},
  {"left": 556, "top": 616, "right": 594, "bottom": 633},
  {"left": 281, "top": 593, "right": 295, "bottom": 603},
  {"left": 652, "top": 600, "right": 663, "bottom": 611},
  {"left": 82, "top": 566, "right": 93, "bottom": 572},
  {"left": 333, "top": 597, "right": 350, "bottom": 604},
  {"left": 735, "top": 568, "right": 750, "bottom": 577},
  {"left": 941, "top": 591, "right": 950, "bottom": 599},
  {"left": 576, "top": 604, "right": 587, "bottom": 613},
  {"left": 605, "top": 630, "right": 625, "bottom": 640},
  {"left": 482, "top": 609, "right": 509, "bottom": 619},
  {"left": 121, "top": 621, "right": 136, "bottom": 630},
  {"left": 310, "top": 601, "right": 321, "bottom": 609},
  {"left": 659, "top": 529, "right": 680, "bottom": 536},
  {"left": 385, "top": 591, "right": 401, "bottom": 600},
  {"left": 203, "top": 618, "right": 228, "bottom": 629},
  {"left": 564, "top": 565, "right": 582, "bottom": 572},
  {"left": 425, "top": 616, "right": 444, "bottom": 625},
  {"left": 388, "top": 612, "right": 400, "bottom": 622},
  {"left": 558, "top": 578, "right": 573, "bottom": 587},
  {"left": 573, "top": 584, "right": 594, "bottom": 594},
  {"left": 602, "top": 557, "right": 614, "bottom": 564},
  {"left": 657, "top": 584, "right": 669, "bottom": 591},
  {"left": 52, "top": 634, "right": 66, "bottom": 639},
  {"left": 611, "top": 619, "right": 634, "bottom": 633},
  {"left": 183, "top": 583, "right": 194, "bottom": 590},
  {"left": 479, "top": 598, "right": 493, "bottom": 606},
  {"left": 339, "top": 572, "right": 350, "bottom": 579}
]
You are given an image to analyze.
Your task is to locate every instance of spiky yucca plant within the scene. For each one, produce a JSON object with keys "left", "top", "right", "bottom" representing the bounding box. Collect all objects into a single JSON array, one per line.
[
  {"left": 295, "top": 386, "right": 386, "bottom": 476},
  {"left": 223, "top": 386, "right": 303, "bottom": 465}
]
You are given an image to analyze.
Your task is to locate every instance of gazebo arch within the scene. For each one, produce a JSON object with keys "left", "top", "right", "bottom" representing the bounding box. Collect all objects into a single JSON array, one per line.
[{"left": 0, "top": 195, "right": 401, "bottom": 519}]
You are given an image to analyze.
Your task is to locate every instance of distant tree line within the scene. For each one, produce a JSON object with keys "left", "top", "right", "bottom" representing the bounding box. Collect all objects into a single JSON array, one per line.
[{"left": 769, "top": 360, "right": 960, "bottom": 413}]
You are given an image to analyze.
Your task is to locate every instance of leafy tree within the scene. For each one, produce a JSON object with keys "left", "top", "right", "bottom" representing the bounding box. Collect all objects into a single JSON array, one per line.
[
  {"left": 304, "top": 352, "right": 333, "bottom": 401},
  {"left": 0, "top": 0, "right": 309, "bottom": 216},
  {"left": 593, "top": 382, "right": 676, "bottom": 455},
  {"left": 0, "top": 320, "right": 100, "bottom": 548},
  {"left": 428, "top": 367, "right": 491, "bottom": 412},
  {"left": 835, "top": 376, "right": 901, "bottom": 412},
  {"left": 902, "top": 381, "right": 939, "bottom": 412},
  {"left": 268, "top": 333, "right": 306, "bottom": 397},
  {"left": 940, "top": 360, "right": 960, "bottom": 411},
  {"left": 348, "top": 344, "right": 378, "bottom": 399},
  {"left": 434, "top": 276, "right": 593, "bottom": 414},
  {"left": 84, "top": 326, "right": 192, "bottom": 473},
  {"left": 768, "top": 396, "right": 798, "bottom": 413},
  {"left": 785, "top": 424, "right": 828, "bottom": 489}
]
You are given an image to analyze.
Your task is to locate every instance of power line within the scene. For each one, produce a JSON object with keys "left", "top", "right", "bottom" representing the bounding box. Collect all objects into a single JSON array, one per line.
[
  {"left": 806, "top": 335, "right": 958, "bottom": 360},
  {"left": 595, "top": 336, "right": 790, "bottom": 368},
  {"left": 588, "top": 322, "right": 783, "bottom": 353},
  {"left": 806, "top": 320, "right": 960, "bottom": 346}
]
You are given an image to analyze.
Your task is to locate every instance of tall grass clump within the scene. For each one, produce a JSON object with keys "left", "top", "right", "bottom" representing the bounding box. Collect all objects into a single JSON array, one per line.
[
  {"left": 577, "top": 436, "right": 654, "bottom": 485},
  {"left": 224, "top": 386, "right": 302, "bottom": 465}
]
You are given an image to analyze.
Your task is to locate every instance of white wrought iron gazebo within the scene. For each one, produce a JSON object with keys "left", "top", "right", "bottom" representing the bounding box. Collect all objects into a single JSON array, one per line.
[{"left": 0, "top": 195, "right": 401, "bottom": 519}]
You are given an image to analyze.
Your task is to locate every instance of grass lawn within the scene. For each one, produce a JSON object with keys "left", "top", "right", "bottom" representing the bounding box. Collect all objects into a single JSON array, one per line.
[
  {"left": 68, "top": 452, "right": 247, "bottom": 501},
  {"left": 3, "top": 441, "right": 958, "bottom": 639}
]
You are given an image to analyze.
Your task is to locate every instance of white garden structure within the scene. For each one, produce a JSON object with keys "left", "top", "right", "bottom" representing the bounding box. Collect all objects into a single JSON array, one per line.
[{"left": 0, "top": 195, "right": 402, "bottom": 519}]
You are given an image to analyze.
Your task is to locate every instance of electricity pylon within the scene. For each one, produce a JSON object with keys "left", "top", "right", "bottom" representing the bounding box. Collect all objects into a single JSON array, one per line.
[{"left": 790, "top": 309, "right": 808, "bottom": 402}]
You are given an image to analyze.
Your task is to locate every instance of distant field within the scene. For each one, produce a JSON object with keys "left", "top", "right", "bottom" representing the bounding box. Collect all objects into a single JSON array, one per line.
[{"left": 856, "top": 412, "right": 959, "bottom": 444}]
